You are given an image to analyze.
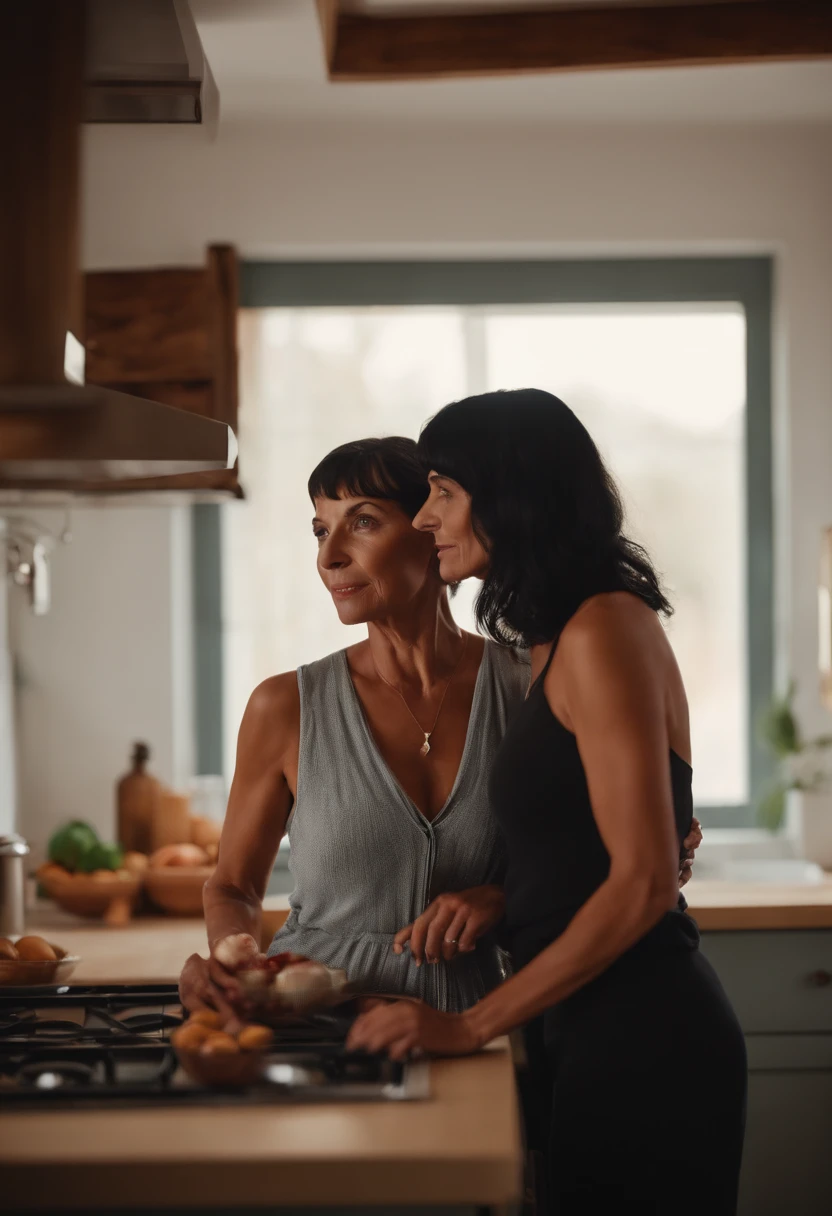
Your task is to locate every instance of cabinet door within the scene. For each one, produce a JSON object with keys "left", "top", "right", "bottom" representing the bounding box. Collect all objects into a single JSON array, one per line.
[
  {"left": 701, "top": 933, "right": 832, "bottom": 1215},
  {"left": 740, "top": 1067, "right": 832, "bottom": 1216},
  {"left": 701, "top": 930, "right": 832, "bottom": 1033}
]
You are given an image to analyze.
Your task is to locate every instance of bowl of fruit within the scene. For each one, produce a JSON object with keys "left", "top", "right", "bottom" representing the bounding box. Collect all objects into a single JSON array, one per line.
[
  {"left": 0, "top": 935, "right": 80, "bottom": 986},
  {"left": 38, "top": 821, "right": 145, "bottom": 924},
  {"left": 172, "top": 1011, "right": 275, "bottom": 1087},
  {"left": 143, "top": 843, "right": 218, "bottom": 917}
]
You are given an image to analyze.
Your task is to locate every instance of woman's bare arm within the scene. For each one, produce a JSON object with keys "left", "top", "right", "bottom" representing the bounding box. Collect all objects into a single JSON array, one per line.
[
  {"left": 180, "top": 674, "right": 298, "bottom": 1017},
  {"left": 463, "top": 597, "right": 682, "bottom": 1042},
  {"left": 204, "top": 673, "right": 298, "bottom": 951}
]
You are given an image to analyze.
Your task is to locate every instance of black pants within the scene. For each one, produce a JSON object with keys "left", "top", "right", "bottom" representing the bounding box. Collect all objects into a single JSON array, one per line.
[{"left": 520, "top": 947, "right": 747, "bottom": 1216}]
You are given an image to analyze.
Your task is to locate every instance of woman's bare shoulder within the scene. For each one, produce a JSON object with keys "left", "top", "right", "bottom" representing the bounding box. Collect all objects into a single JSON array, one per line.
[
  {"left": 562, "top": 591, "right": 664, "bottom": 658},
  {"left": 239, "top": 672, "right": 301, "bottom": 754}
]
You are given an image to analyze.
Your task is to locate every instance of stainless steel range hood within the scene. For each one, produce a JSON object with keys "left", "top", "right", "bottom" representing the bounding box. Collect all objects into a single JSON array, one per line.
[
  {"left": 85, "top": 0, "right": 218, "bottom": 128},
  {"left": 0, "top": 1, "right": 232, "bottom": 491}
]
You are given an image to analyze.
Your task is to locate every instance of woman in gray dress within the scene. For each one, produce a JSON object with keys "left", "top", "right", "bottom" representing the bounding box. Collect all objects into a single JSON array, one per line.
[{"left": 179, "top": 436, "right": 699, "bottom": 1021}]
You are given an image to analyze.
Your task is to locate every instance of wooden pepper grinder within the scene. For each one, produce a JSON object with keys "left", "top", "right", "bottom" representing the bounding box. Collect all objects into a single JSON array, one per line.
[{"left": 116, "top": 742, "right": 161, "bottom": 855}]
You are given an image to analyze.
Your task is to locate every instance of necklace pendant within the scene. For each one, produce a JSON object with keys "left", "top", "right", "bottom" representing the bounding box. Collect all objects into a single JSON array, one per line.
[{"left": 420, "top": 736, "right": 431, "bottom": 757}]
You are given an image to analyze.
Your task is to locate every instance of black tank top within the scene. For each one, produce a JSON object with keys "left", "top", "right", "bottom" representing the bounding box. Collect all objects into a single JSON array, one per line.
[{"left": 489, "top": 634, "right": 697, "bottom": 967}]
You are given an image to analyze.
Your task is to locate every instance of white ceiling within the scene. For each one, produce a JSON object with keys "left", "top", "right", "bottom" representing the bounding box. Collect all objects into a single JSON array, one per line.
[{"left": 190, "top": 0, "right": 832, "bottom": 127}]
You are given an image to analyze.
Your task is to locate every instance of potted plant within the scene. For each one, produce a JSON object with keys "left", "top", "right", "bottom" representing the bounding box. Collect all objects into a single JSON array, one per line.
[{"left": 758, "top": 682, "right": 832, "bottom": 868}]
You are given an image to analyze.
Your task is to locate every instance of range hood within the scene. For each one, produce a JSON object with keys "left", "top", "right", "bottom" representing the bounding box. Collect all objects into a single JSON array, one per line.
[
  {"left": 85, "top": 0, "right": 218, "bottom": 127},
  {"left": 0, "top": 1, "right": 233, "bottom": 491}
]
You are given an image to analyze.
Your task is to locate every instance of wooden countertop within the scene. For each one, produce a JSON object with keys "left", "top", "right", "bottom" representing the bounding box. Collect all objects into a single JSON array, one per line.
[
  {"left": 0, "top": 1042, "right": 522, "bottom": 1209},
  {"left": 3, "top": 899, "right": 522, "bottom": 1209},
  {"left": 685, "top": 877, "right": 832, "bottom": 930},
  {"left": 6, "top": 879, "right": 832, "bottom": 1206},
  {"left": 22, "top": 898, "right": 293, "bottom": 984}
]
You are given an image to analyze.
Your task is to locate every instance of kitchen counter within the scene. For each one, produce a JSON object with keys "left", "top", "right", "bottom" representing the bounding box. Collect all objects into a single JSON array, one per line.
[
  {"left": 0, "top": 1043, "right": 521, "bottom": 1210},
  {"left": 3, "top": 898, "right": 522, "bottom": 1210},
  {"left": 23, "top": 877, "right": 832, "bottom": 986},
  {"left": 21, "top": 897, "right": 293, "bottom": 984},
  {"left": 6, "top": 883, "right": 832, "bottom": 1209},
  {"left": 685, "top": 877, "right": 832, "bottom": 930}
]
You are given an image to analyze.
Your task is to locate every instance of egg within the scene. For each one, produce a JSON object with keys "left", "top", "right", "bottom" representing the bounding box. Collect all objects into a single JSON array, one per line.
[
  {"left": 237, "top": 1024, "right": 274, "bottom": 1051},
  {"left": 14, "top": 935, "right": 58, "bottom": 961},
  {"left": 189, "top": 1009, "right": 223, "bottom": 1030},
  {"left": 200, "top": 1032, "right": 239, "bottom": 1055},
  {"left": 0, "top": 938, "right": 19, "bottom": 961},
  {"left": 172, "top": 1022, "right": 212, "bottom": 1050}
]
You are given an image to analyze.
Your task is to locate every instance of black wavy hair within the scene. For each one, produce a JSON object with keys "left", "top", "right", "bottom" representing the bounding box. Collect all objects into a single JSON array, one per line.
[
  {"left": 307, "top": 436, "right": 429, "bottom": 521},
  {"left": 418, "top": 388, "right": 672, "bottom": 647}
]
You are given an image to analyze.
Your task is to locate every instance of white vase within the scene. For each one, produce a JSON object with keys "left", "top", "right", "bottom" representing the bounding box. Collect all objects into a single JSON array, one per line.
[{"left": 786, "top": 788, "right": 832, "bottom": 870}]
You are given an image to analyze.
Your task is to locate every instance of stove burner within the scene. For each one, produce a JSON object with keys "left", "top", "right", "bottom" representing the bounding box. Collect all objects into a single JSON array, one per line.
[
  {"left": 18, "top": 1060, "right": 97, "bottom": 1089},
  {"left": 0, "top": 1001, "right": 184, "bottom": 1046},
  {"left": 0, "top": 983, "right": 427, "bottom": 1109}
]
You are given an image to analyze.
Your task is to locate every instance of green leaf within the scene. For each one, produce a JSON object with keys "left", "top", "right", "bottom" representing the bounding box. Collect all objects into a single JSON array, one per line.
[
  {"left": 757, "top": 784, "right": 787, "bottom": 832},
  {"left": 758, "top": 681, "right": 801, "bottom": 758}
]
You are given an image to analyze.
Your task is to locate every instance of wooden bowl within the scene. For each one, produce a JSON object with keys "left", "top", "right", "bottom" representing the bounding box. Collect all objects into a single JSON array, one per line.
[
  {"left": 145, "top": 866, "right": 215, "bottom": 916},
  {"left": 40, "top": 870, "right": 142, "bottom": 923},
  {"left": 174, "top": 1046, "right": 267, "bottom": 1088},
  {"left": 0, "top": 943, "right": 80, "bottom": 987}
]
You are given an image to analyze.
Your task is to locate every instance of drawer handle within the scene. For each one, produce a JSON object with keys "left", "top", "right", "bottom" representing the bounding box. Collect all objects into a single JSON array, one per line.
[{"left": 806, "top": 969, "right": 832, "bottom": 988}]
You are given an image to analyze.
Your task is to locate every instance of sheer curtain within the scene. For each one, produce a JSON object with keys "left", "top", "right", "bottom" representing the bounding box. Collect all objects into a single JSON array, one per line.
[{"left": 223, "top": 304, "right": 746, "bottom": 807}]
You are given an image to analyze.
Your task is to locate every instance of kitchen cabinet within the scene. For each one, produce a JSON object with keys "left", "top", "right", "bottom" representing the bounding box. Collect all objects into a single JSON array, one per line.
[
  {"left": 80, "top": 244, "right": 241, "bottom": 496},
  {"left": 701, "top": 930, "right": 832, "bottom": 1216}
]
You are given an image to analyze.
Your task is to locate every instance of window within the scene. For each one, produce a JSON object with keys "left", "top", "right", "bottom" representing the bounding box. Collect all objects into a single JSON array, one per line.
[{"left": 205, "top": 260, "right": 772, "bottom": 827}]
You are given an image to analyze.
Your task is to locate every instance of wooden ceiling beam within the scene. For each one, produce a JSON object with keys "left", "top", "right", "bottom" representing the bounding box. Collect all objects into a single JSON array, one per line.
[{"left": 327, "top": 2, "right": 832, "bottom": 81}]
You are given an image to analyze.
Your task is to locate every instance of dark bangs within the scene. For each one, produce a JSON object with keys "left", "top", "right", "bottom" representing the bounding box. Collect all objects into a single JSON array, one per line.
[
  {"left": 418, "top": 389, "right": 672, "bottom": 648},
  {"left": 307, "top": 436, "right": 429, "bottom": 520}
]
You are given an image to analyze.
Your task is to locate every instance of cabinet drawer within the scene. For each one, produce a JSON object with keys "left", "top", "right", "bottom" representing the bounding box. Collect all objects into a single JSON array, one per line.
[{"left": 701, "top": 931, "right": 832, "bottom": 1034}]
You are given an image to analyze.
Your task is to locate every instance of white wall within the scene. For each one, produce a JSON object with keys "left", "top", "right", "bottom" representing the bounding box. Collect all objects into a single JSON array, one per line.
[
  {"left": 9, "top": 119, "right": 832, "bottom": 845},
  {"left": 8, "top": 506, "right": 193, "bottom": 855}
]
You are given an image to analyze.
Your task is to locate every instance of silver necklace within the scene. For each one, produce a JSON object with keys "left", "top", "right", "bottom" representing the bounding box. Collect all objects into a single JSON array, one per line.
[{"left": 372, "top": 633, "right": 469, "bottom": 757}]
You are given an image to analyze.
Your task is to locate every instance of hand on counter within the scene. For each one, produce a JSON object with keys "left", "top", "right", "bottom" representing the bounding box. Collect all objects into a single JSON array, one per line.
[
  {"left": 393, "top": 884, "right": 506, "bottom": 965},
  {"left": 347, "top": 998, "right": 481, "bottom": 1061}
]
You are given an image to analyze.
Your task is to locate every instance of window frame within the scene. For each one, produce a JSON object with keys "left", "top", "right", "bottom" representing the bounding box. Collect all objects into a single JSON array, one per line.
[{"left": 197, "top": 256, "right": 773, "bottom": 829}]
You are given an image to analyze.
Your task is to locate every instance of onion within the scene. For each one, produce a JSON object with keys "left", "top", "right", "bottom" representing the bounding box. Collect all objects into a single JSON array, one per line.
[{"left": 214, "top": 933, "right": 260, "bottom": 971}]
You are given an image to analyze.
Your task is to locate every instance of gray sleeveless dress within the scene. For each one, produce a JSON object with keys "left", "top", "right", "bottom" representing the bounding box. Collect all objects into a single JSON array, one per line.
[{"left": 267, "top": 639, "right": 528, "bottom": 1012}]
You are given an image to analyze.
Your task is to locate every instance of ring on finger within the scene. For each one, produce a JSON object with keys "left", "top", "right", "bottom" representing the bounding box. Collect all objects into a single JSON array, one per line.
[{"left": 445, "top": 938, "right": 458, "bottom": 944}]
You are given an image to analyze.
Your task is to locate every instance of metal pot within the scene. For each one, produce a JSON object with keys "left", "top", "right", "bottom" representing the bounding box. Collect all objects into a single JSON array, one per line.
[{"left": 0, "top": 833, "right": 30, "bottom": 937}]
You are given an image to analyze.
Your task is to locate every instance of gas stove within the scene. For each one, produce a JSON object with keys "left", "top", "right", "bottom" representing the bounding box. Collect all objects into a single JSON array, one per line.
[{"left": 0, "top": 983, "right": 428, "bottom": 1109}]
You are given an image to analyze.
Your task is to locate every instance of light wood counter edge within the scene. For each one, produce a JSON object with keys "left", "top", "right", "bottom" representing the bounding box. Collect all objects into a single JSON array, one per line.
[
  {"left": 0, "top": 1045, "right": 523, "bottom": 1209},
  {"left": 686, "top": 877, "right": 832, "bottom": 931},
  {"left": 690, "top": 904, "right": 832, "bottom": 931}
]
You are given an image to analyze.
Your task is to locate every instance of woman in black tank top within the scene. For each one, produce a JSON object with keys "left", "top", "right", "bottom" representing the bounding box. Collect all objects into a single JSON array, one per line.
[{"left": 348, "top": 389, "right": 747, "bottom": 1215}]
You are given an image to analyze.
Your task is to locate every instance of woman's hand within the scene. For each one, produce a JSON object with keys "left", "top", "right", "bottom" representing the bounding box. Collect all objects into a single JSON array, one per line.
[
  {"left": 179, "top": 952, "right": 253, "bottom": 1028},
  {"left": 179, "top": 949, "right": 262, "bottom": 1033},
  {"left": 679, "top": 817, "right": 703, "bottom": 888},
  {"left": 393, "top": 884, "right": 506, "bottom": 965},
  {"left": 346, "top": 999, "right": 482, "bottom": 1060}
]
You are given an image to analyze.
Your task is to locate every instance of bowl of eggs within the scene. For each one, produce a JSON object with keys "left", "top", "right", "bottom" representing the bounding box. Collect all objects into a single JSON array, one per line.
[
  {"left": 0, "top": 935, "right": 80, "bottom": 986},
  {"left": 172, "top": 1011, "right": 274, "bottom": 1087}
]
